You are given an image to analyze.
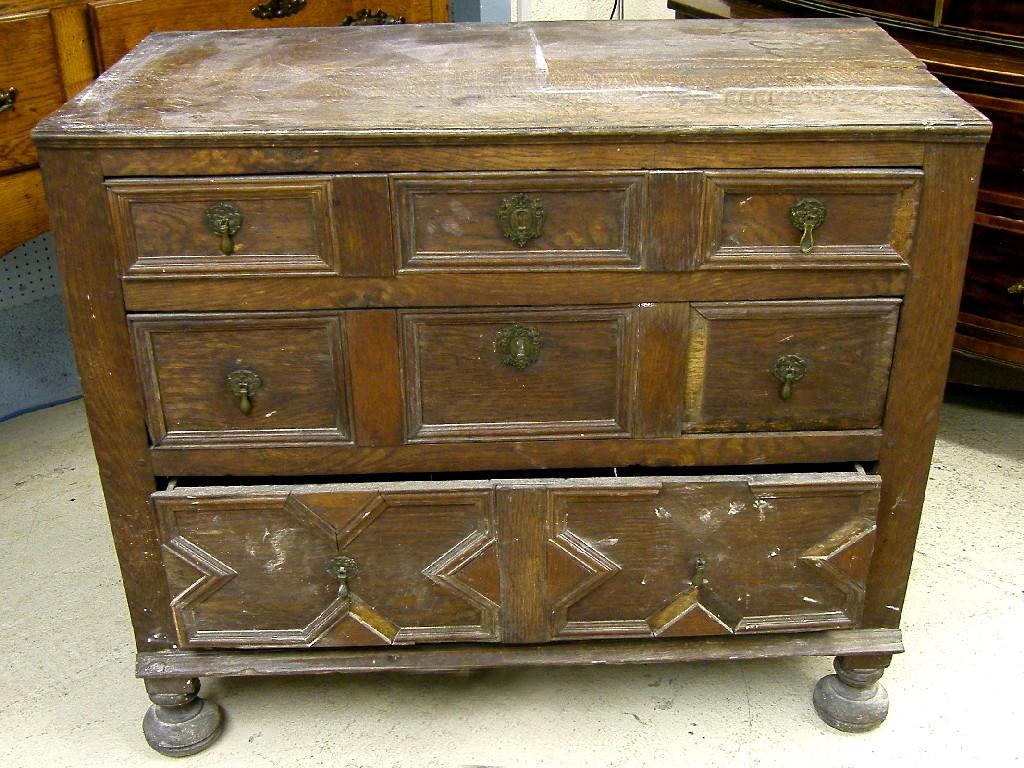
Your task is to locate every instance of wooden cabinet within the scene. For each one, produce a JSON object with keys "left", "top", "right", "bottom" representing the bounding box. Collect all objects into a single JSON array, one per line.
[
  {"left": 33, "top": 20, "right": 987, "bottom": 754},
  {"left": 0, "top": 0, "right": 449, "bottom": 259},
  {"left": 667, "top": 0, "right": 1024, "bottom": 384}
]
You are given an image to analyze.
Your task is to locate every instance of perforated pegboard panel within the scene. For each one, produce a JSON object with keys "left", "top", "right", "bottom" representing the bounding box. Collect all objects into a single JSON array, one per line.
[{"left": 1, "top": 233, "right": 60, "bottom": 310}]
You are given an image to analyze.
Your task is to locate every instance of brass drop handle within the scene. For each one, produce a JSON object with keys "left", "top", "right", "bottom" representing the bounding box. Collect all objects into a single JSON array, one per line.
[
  {"left": 497, "top": 193, "right": 546, "bottom": 247},
  {"left": 772, "top": 354, "right": 807, "bottom": 401},
  {"left": 789, "top": 198, "right": 828, "bottom": 253},
  {"left": 1009, "top": 280, "right": 1024, "bottom": 303},
  {"left": 326, "top": 556, "right": 358, "bottom": 605},
  {"left": 227, "top": 368, "right": 262, "bottom": 415},
  {"left": 0, "top": 87, "right": 16, "bottom": 114},
  {"left": 691, "top": 554, "right": 707, "bottom": 589},
  {"left": 204, "top": 202, "right": 243, "bottom": 255},
  {"left": 340, "top": 8, "right": 406, "bottom": 24},
  {"left": 496, "top": 324, "right": 542, "bottom": 369},
  {"left": 251, "top": 0, "right": 306, "bottom": 18}
]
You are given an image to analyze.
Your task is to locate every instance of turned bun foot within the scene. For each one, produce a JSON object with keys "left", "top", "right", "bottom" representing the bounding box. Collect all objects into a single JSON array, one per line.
[
  {"left": 143, "top": 678, "right": 223, "bottom": 757},
  {"left": 813, "top": 657, "right": 889, "bottom": 732}
]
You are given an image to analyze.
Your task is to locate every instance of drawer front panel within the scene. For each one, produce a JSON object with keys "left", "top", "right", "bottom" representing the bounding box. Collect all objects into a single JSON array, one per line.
[
  {"left": 108, "top": 176, "right": 352, "bottom": 277},
  {"left": 701, "top": 169, "right": 921, "bottom": 268},
  {"left": 130, "top": 312, "right": 353, "bottom": 446},
  {"left": 88, "top": 0, "right": 438, "bottom": 70},
  {"left": 684, "top": 299, "right": 900, "bottom": 432},
  {"left": 154, "top": 470, "right": 877, "bottom": 648},
  {"left": 401, "top": 307, "right": 637, "bottom": 441},
  {"left": 544, "top": 473, "right": 879, "bottom": 640},
  {"left": 155, "top": 484, "right": 500, "bottom": 648},
  {"left": 394, "top": 173, "right": 645, "bottom": 271},
  {"left": 0, "top": 11, "right": 65, "bottom": 175}
]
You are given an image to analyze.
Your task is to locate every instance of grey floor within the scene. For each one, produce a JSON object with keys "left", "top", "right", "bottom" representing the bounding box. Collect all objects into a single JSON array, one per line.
[{"left": 1, "top": 389, "right": 1021, "bottom": 767}]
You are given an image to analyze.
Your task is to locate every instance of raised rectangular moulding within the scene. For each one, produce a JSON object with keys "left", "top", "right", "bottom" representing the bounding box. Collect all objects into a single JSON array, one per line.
[
  {"left": 129, "top": 312, "right": 354, "bottom": 447},
  {"left": 107, "top": 175, "right": 390, "bottom": 278},
  {"left": 700, "top": 169, "right": 922, "bottom": 268},
  {"left": 400, "top": 306, "right": 637, "bottom": 441},
  {"left": 152, "top": 468, "right": 879, "bottom": 648},
  {"left": 684, "top": 299, "right": 901, "bottom": 432},
  {"left": 393, "top": 172, "right": 645, "bottom": 271}
]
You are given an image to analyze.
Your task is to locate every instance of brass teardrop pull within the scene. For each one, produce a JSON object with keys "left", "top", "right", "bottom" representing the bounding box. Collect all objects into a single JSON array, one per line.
[
  {"left": 772, "top": 354, "right": 807, "bottom": 401},
  {"left": 691, "top": 554, "right": 707, "bottom": 589},
  {"left": 789, "top": 198, "right": 828, "bottom": 253},
  {"left": 205, "top": 202, "right": 243, "bottom": 255},
  {"left": 227, "top": 368, "right": 262, "bottom": 415},
  {"left": 326, "top": 556, "right": 358, "bottom": 607}
]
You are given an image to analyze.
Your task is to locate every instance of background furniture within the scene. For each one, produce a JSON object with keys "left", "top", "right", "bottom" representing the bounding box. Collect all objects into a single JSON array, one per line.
[
  {"left": 0, "top": 0, "right": 448, "bottom": 259},
  {"left": 668, "top": 0, "right": 1023, "bottom": 384},
  {"left": 34, "top": 19, "right": 987, "bottom": 754}
]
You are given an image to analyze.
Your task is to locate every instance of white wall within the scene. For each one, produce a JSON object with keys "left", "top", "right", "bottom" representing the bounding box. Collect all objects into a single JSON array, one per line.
[{"left": 512, "top": 0, "right": 675, "bottom": 21}]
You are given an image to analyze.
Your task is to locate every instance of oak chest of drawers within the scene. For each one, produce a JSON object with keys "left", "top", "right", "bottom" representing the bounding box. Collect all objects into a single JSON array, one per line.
[{"left": 32, "top": 19, "right": 989, "bottom": 755}]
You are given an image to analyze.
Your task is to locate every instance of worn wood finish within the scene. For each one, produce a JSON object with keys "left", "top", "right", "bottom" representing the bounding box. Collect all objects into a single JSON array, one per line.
[
  {"left": 684, "top": 300, "right": 901, "bottom": 432},
  {"left": 34, "top": 20, "right": 988, "bottom": 749},
  {"left": 401, "top": 306, "right": 637, "bottom": 441},
  {"left": 0, "top": 168, "right": 49, "bottom": 256},
  {"left": 86, "top": 0, "right": 440, "bottom": 69},
  {"left": 129, "top": 312, "right": 354, "bottom": 447},
  {"left": 136, "top": 627, "right": 905, "bottom": 677},
  {"left": 32, "top": 21, "right": 988, "bottom": 144}
]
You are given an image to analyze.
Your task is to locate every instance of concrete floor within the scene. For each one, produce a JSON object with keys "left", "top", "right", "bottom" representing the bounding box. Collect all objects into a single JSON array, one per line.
[{"left": 1, "top": 389, "right": 1021, "bottom": 767}]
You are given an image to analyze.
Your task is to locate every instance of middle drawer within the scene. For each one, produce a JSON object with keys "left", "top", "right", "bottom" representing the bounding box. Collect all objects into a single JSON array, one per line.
[{"left": 129, "top": 299, "right": 899, "bottom": 451}]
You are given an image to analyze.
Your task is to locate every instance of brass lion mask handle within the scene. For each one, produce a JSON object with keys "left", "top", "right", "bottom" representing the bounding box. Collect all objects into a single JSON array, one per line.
[
  {"left": 205, "top": 202, "right": 243, "bottom": 255},
  {"left": 772, "top": 354, "right": 807, "bottom": 401},
  {"left": 789, "top": 198, "right": 828, "bottom": 253},
  {"left": 227, "top": 368, "right": 262, "bottom": 415}
]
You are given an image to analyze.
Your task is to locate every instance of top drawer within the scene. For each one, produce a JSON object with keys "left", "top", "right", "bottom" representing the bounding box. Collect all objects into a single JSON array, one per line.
[{"left": 701, "top": 169, "right": 922, "bottom": 268}]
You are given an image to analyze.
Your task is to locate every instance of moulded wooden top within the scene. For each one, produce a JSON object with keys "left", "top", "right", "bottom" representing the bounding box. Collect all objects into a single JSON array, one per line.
[{"left": 32, "top": 18, "right": 990, "bottom": 145}]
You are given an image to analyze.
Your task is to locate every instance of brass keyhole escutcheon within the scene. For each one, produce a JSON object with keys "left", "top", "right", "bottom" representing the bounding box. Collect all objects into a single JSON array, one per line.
[
  {"left": 227, "top": 368, "right": 262, "bottom": 415},
  {"left": 497, "top": 193, "right": 546, "bottom": 247},
  {"left": 691, "top": 554, "right": 707, "bottom": 589},
  {"left": 205, "top": 202, "right": 243, "bottom": 255},
  {"left": 789, "top": 198, "right": 827, "bottom": 253},
  {"left": 326, "top": 556, "right": 358, "bottom": 606},
  {"left": 496, "top": 324, "right": 542, "bottom": 369},
  {"left": 772, "top": 354, "right": 807, "bottom": 401}
]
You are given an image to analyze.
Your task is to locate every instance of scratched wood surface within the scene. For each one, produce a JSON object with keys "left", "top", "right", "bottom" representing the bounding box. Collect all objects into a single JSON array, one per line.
[{"left": 32, "top": 19, "right": 989, "bottom": 143}]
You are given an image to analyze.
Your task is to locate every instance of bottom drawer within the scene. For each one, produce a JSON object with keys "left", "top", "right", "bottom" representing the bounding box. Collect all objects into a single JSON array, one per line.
[{"left": 154, "top": 470, "right": 880, "bottom": 649}]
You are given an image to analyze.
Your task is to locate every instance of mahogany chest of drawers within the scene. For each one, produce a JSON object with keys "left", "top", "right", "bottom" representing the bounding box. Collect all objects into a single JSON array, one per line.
[{"left": 32, "top": 19, "right": 989, "bottom": 755}]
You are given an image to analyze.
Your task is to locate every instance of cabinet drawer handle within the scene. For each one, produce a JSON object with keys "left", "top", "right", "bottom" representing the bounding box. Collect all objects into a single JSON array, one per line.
[
  {"left": 0, "top": 86, "right": 16, "bottom": 114},
  {"left": 1009, "top": 280, "right": 1024, "bottom": 303},
  {"left": 227, "top": 368, "right": 262, "bottom": 415},
  {"left": 691, "top": 554, "right": 707, "bottom": 588},
  {"left": 789, "top": 198, "right": 827, "bottom": 253},
  {"left": 251, "top": 0, "right": 306, "bottom": 19},
  {"left": 497, "top": 193, "right": 546, "bottom": 247},
  {"left": 205, "top": 202, "right": 243, "bottom": 255},
  {"left": 772, "top": 354, "right": 807, "bottom": 401},
  {"left": 340, "top": 8, "right": 406, "bottom": 25},
  {"left": 326, "top": 556, "right": 358, "bottom": 606},
  {"left": 496, "top": 324, "right": 542, "bottom": 369}
]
